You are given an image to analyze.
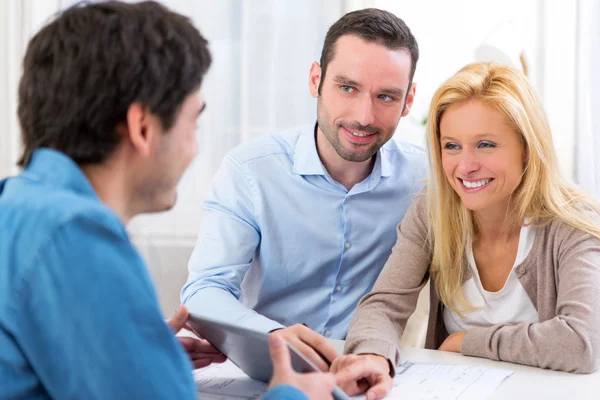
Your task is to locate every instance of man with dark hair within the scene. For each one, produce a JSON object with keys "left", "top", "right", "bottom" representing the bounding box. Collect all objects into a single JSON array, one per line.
[
  {"left": 183, "top": 8, "right": 427, "bottom": 368},
  {"left": 0, "top": 1, "right": 335, "bottom": 399}
]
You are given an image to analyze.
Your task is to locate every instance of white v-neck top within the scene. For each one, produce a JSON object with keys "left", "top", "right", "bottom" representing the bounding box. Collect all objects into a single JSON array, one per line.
[{"left": 443, "top": 225, "right": 539, "bottom": 334}]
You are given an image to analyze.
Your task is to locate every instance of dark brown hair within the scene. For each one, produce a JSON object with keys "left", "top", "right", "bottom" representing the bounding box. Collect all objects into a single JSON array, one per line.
[
  {"left": 17, "top": 1, "right": 212, "bottom": 167},
  {"left": 318, "top": 8, "right": 419, "bottom": 95}
]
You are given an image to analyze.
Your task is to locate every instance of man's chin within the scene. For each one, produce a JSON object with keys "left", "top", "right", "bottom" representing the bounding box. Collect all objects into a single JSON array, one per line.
[
  {"left": 338, "top": 146, "right": 378, "bottom": 163},
  {"left": 146, "top": 192, "right": 178, "bottom": 214},
  {"left": 162, "top": 193, "right": 178, "bottom": 212}
]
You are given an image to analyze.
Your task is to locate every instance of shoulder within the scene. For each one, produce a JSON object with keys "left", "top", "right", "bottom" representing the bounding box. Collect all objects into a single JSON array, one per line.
[
  {"left": 537, "top": 215, "right": 600, "bottom": 259},
  {"left": 227, "top": 125, "right": 309, "bottom": 165},
  {"left": 33, "top": 191, "right": 123, "bottom": 241},
  {"left": 0, "top": 181, "right": 138, "bottom": 316},
  {"left": 382, "top": 140, "right": 428, "bottom": 183},
  {"left": 383, "top": 140, "right": 427, "bottom": 163},
  {"left": 0, "top": 178, "right": 126, "bottom": 267},
  {"left": 405, "top": 188, "right": 429, "bottom": 223},
  {"left": 397, "top": 188, "right": 430, "bottom": 244}
]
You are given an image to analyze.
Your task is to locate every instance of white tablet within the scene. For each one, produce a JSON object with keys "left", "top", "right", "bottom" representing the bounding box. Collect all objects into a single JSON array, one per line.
[{"left": 188, "top": 313, "right": 350, "bottom": 400}]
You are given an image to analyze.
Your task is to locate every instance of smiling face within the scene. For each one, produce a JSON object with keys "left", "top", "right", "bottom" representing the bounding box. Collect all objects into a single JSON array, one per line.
[
  {"left": 309, "top": 34, "right": 415, "bottom": 163},
  {"left": 439, "top": 100, "right": 525, "bottom": 216}
]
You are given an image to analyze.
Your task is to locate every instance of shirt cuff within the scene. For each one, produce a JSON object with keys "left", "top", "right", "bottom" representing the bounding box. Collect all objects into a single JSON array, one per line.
[
  {"left": 345, "top": 338, "right": 399, "bottom": 376},
  {"left": 264, "top": 385, "right": 309, "bottom": 400},
  {"left": 460, "top": 327, "right": 491, "bottom": 359}
]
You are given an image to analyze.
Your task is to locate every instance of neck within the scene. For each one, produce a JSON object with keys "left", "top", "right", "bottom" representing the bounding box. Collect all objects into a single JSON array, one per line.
[
  {"left": 315, "top": 126, "right": 375, "bottom": 190},
  {"left": 473, "top": 203, "right": 520, "bottom": 243},
  {"left": 80, "top": 151, "right": 135, "bottom": 224}
]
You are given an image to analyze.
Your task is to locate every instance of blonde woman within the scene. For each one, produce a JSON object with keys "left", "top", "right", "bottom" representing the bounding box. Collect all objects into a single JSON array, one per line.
[{"left": 331, "top": 62, "right": 600, "bottom": 398}]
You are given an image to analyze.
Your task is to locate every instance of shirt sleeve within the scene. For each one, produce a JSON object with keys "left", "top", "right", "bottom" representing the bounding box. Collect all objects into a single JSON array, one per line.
[
  {"left": 461, "top": 224, "right": 600, "bottom": 373},
  {"left": 10, "top": 211, "right": 197, "bottom": 399},
  {"left": 343, "top": 193, "right": 431, "bottom": 373},
  {"left": 181, "top": 153, "right": 284, "bottom": 333},
  {"left": 263, "top": 385, "right": 309, "bottom": 400}
]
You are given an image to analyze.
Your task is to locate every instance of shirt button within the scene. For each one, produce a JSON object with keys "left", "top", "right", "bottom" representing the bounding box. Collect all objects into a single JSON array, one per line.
[
  {"left": 325, "top": 330, "right": 332, "bottom": 337},
  {"left": 336, "top": 285, "right": 343, "bottom": 292},
  {"left": 344, "top": 242, "right": 351, "bottom": 249}
]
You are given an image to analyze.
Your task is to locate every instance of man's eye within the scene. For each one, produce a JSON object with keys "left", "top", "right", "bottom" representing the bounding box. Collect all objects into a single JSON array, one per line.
[{"left": 341, "top": 85, "right": 353, "bottom": 93}]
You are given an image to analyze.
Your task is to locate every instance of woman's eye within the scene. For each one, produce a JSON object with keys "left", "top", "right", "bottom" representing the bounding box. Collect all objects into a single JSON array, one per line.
[
  {"left": 478, "top": 141, "right": 496, "bottom": 149},
  {"left": 443, "top": 143, "right": 460, "bottom": 150}
]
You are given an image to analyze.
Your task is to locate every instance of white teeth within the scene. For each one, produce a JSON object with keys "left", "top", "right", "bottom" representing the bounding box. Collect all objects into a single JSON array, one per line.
[
  {"left": 462, "top": 178, "right": 491, "bottom": 189},
  {"left": 351, "top": 131, "right": 369, "bottom": 137}
]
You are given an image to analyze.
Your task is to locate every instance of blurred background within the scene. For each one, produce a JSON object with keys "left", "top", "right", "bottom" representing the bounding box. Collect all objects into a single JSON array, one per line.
[{"left": 1, "top": 0, "right": 598, "bottom": 315}]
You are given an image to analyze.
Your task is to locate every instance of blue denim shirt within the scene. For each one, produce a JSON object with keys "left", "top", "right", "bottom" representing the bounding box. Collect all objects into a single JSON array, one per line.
[
  {"left": 182, "top": 124, "right": 428, "bottom": 338},
  {"left": 0, "top": 149, "right": 307, "bottom": 400}
]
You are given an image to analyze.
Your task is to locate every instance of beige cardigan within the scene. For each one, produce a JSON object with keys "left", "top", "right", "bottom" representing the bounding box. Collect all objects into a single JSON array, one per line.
[{"left": 344, "top": 193, "right": 600, "bottom": 373}]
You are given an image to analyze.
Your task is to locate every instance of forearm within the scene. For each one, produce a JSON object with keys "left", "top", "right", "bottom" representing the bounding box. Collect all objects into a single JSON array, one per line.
[
  {"left": 461, "top": 229, "right": 600, "bottom": 373},
  {"left": 184, "top": 287, "right": 284, "bottom": 333},
  {"left": 461, "top": 318, "right": 598, "bottom": 373},
  {"left": 344, "top": 283, "right": 425, "bottom": 373}
]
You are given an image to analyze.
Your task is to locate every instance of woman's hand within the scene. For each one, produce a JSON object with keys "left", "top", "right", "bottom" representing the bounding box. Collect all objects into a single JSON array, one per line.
[
  {"left": 268, "top": 333, "right": 337, "bottom": 400},
  {"left": 331, "top": 354, "right": 393, "bottom": 399}
]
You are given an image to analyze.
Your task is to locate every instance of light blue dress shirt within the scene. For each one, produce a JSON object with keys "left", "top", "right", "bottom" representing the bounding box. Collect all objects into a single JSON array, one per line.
[
  {"left": 182, "top": 124, "right": 428, "bottom": 339},
  {"left": 0, "top": 149, "right": 308, "bottom": 400}
]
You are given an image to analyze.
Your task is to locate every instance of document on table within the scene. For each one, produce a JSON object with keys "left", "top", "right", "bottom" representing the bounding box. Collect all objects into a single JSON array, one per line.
[
  {"left": 193, "top": 361, "right": 267, "bottom": 399},
  {"left": 194, "top": 360, "right": 513, "bottom": 400},
  {"left": 350, "top": 362, "right": 514, "bottom": 400}
]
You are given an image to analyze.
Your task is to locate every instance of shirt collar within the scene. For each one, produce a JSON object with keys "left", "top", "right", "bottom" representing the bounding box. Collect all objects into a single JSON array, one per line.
[
  {"left": 22, "top": 148, "right": 100, "bottom": 200},
  {"left": 293, "top": 123, "right": 394, "bottom": 179},
  {"left": 293, "top": 124, "right": 326, "bottom": 176},
  {"left": 379, "top": 141, "right": 393, "bottom": 178}
]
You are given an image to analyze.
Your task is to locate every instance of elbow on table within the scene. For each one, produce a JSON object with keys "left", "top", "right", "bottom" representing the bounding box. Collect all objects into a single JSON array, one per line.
[
  {"left": 565, "top": 348, "right": 597, "bottom": 374},
  {"left": 542, "top": 337, "right": 597, "bottom": 374}
]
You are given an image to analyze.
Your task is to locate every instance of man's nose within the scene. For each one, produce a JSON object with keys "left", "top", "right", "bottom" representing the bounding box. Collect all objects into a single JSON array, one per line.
[{"left": 353, "top": 95, "right": 375, "bottom": 127}]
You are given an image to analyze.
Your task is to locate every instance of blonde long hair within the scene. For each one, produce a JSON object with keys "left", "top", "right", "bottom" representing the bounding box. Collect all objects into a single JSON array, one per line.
[{"left": 426, "top": 62, "right": 600, "bottom": 313}]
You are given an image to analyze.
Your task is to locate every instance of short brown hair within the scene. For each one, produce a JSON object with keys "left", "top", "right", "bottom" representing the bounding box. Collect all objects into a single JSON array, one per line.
[
  {"left": 318, "top": 8, "right": 419, "bottom": 95},
  {"left": 18, "top": 1, "right": 211, "bottom": 167}
]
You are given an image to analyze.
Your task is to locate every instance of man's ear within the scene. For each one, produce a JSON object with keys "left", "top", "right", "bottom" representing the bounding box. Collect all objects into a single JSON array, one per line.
[
  {"left": 308, "top": 62, "right": 322, "bottom": 99},
  {"left": 401, "top": 82, "right": 417, "bottom": 117},
  {"left": 116, "top": 103, "right": 154, "bottom": 157}
]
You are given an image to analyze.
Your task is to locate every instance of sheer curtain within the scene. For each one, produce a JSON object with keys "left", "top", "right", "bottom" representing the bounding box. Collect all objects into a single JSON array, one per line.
[
  {"left": 574, "top": 0, "right": 600, "bottom": 199},
  {"left": 127, "top": 0, "right": 344, "bottom": 239},
  {"left": 0, "top": 0, "right": 61, "bottom": 179},
  {"left": 2, "top": 0, "right": 343, "bottom": 235},
  {"left": 0, "top": 0, "right": 344, "bottom": 313}
]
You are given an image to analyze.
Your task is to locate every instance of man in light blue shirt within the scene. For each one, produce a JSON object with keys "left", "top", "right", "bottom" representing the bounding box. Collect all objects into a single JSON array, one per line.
[
  {"left": 182, "top": 8, "right": 428, "bottom": 367},
  {"left": 0, "top": 1, "right": 335, "bottom": 399}
]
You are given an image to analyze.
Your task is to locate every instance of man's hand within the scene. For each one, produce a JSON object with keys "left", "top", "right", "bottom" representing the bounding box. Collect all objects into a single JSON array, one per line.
[
  {"left": 272, "top": 324, "right": 339, "bottom": 371},
  {"left": 331, "top": 354, "right": 393, "bottom": 399},
  {"left": 168, "top": 306, "right": 227, "bottom": 369},
  {"left": 438, "top": 331, "right": 466, "bottom": 353},
  {"left": 268, "top": 333, "right": 336, "bottom": 400}
]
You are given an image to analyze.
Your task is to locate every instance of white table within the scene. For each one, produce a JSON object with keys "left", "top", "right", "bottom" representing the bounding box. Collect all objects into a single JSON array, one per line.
[{"left": 330, "top": 340, "right": 600, "bottom": 399}]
